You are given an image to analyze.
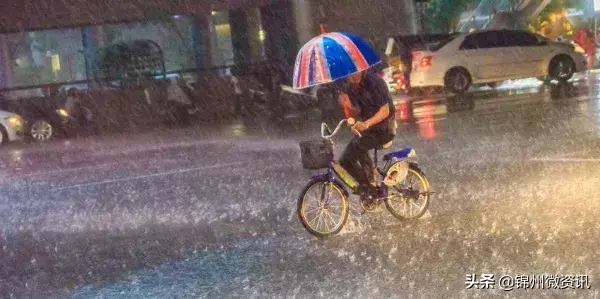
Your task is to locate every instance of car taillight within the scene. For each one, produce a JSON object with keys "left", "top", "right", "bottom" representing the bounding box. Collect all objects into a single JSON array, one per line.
[{"left": 419, "top": 56, "right": 432, "bottom": 69}]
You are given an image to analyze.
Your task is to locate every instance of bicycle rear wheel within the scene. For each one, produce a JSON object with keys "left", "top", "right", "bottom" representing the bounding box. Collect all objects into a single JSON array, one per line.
[
  {"left": 298, "top": 179, "right": 349, "bottom": 237},
  {"left": 385, "top": 164, "right": 430, "bottom": 220}
]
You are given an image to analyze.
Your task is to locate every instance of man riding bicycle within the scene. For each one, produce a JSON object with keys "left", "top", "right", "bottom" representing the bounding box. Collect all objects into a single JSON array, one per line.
[{"left": 334, "top": 69, "right": 397, "bottom": 199}]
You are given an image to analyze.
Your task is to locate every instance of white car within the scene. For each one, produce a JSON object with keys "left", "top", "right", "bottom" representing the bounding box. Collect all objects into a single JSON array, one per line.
[
  {"left": 410, "top": 29, "right": 587, "bottom": 93},
  {"left": 0, "top": 110, "right": 25, "bottom": 145}
]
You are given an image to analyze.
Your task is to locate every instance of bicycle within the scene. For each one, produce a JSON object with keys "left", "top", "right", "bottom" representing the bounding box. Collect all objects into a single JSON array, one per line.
[{"left": 297, "top": 118, "right": 432, "bottom": 237}]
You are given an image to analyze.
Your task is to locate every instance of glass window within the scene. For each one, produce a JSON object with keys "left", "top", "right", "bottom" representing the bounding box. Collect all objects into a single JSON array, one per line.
[
  {"left": 502, "top": 30, "right": 539, "bottom": 47},
  {"left": 428, "top": 34, "right": 460, "bottom": 51},
  {"left": 95, "top": 16, "right": 196, "bottom": 73},
  {"left": 210, "top": 11, "right": 235, "bottom": 68},
  {"left": 246, "top": 8, "right": 266, "bottom": 62},
  {"left": 460, "top": 31, "right": 504, "bottom": 50},
  {"left": 0, "top": 28, "right": 86, "bottom": 88},
  {"left": 460, "top": 34, "right": 478, "bottom": 50}
]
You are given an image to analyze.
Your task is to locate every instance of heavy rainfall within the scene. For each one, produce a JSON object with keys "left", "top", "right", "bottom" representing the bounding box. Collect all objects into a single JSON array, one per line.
[{"left": 0, "top": 0, "right": 600, "bottom": 298}]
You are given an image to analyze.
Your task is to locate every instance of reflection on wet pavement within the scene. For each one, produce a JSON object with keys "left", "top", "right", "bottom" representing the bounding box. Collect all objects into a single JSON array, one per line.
[
  {"left": 393, "top": 75, "right": 600, "bottom": 140},
  {"left": 2, "top": 74, "right": 600, "bottom": 299}
]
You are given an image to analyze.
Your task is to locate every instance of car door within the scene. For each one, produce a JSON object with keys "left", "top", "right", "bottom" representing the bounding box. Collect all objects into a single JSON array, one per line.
[
  {"left": 459, "top": 31, "right": 514, "bottom": 81},
  {"left": 501, "top": 30, "right": 547, "bottom": 78}
]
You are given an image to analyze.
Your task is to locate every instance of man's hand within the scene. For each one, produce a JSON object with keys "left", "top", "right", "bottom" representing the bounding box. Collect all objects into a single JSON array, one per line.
[
  {"left": 352, "top": 121, "right": 369, "bottom": 132},
  {"left": 363, "top": 104, "right": 390, "bottom": 130}
]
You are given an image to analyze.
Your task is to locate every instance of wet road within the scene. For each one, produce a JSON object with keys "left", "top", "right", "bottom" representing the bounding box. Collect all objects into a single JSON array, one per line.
[{"left": 1, "top": 75, "right": 600, "bottom": 298}]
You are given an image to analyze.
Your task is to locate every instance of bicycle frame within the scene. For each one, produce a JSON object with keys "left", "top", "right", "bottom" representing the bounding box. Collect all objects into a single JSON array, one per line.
[
  {"left": 311, "top": 156, "right": 394, "bottom": 193},
  {"left": 315, "top": 118, "right": 416, "bottom": 199}
]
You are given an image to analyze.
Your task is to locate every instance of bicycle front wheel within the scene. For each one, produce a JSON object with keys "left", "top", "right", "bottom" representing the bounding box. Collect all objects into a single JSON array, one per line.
[{"left": 298, "top": 179, "right": 349, "bottom": 237}]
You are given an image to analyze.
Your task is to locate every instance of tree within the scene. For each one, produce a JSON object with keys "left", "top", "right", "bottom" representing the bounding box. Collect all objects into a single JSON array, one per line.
[
  {"left": 528, "top": 0, "right": 585, "bottom": 38},
  {"left": 505, "top": 0, "right": 524, "bottom": 29},
  {"left": 424, "top": 0, "right": 480, "bottom": 33}
]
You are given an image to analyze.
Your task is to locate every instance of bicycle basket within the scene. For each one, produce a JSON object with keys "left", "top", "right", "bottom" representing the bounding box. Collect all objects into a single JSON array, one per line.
[{"left": 299, "top": 139, "right": 334, "bottom": 169}]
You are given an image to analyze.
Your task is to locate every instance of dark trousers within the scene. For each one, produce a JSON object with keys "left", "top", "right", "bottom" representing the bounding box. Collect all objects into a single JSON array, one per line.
[{"left": 339, "top": 129, "right": 395, "bottom": 187}]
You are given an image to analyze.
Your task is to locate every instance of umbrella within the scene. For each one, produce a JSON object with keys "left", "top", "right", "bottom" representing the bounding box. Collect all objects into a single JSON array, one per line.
[{"left": 292, "top": 32, "right": 381, "bottom": 90}]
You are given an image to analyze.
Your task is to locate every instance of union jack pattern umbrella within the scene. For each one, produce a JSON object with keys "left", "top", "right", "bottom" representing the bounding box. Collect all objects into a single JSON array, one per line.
[{"left": 292, "top": 32, "right": 381, "bottom": 90}]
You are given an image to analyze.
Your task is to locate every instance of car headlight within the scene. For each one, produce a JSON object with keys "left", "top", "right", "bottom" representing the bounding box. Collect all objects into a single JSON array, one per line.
[
  {"left": 574, "top": 44, "right": 585, "bottom": 54},
  {"left": 56, "top": 109, "right": 69, "bottom": 117},
  {"left": 6, "top": 116, "right": 22, "bottom": 127}
]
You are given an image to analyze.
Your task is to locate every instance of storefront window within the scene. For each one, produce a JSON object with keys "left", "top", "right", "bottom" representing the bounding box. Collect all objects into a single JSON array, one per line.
[
  {"left": 0, "top": 11, "right": 268, "bottom": 89},
  {"left": 248, "top": 8, "right": 266, "bottom": 62},
  {"left": 95, "top": 16, "right": 196, "bottom": 73},
  {"left": 211, "top": 11, "right": 235, "bottom": 67},
  {"left": 0, "top": 28, "right": 85, "bottom": 88}
]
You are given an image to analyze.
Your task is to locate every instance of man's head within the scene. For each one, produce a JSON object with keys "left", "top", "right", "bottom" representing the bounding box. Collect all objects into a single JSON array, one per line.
[
  {"left": 346, "top": 71, "right": 364, "bottom": 86},
  {"left": 331, "top": 71, "right": 365, "bottom": 94}
]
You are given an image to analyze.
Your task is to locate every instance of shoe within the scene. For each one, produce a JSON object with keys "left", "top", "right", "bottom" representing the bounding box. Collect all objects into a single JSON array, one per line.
[
  {"left": 353, "top": 184, "right": 371, "bottom": 195},
  {"left": 367, "top": 185, "right": 380, "bottom": 197}
]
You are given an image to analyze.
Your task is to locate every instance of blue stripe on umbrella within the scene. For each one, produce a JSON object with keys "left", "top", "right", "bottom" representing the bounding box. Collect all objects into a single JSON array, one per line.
[
  {"left": 342, "top": 32, "right": 381, "bottom": 65},
  {"left": 322, "top": 36, "right": 358, "bottom": 81}
]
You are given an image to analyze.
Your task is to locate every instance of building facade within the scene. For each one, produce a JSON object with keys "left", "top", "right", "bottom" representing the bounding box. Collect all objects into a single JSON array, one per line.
[{"left": 0, "top": 0, "right": 417, "bottom": 95}]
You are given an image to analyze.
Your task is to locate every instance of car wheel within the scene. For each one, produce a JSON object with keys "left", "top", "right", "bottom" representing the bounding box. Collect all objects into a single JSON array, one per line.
[
  {"left": 0, "top": 125, "right": 7, "bottom": 145},
  {"left": 549, "top": 56, "right": 575, "bottom": 82},
  {"left": 444, "top": 68, "right": 471, "bottom": 94},
  {"left": 29, "top": 119, "right": 54, "bottom": 142}
]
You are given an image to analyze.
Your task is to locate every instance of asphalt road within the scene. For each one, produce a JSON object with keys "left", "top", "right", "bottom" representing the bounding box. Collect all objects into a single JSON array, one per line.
[{"left": 1, "top": 75, "right": 600, "bottom": 299}]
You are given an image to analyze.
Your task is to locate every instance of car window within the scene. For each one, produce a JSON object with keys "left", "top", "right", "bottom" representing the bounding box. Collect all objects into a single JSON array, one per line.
[
  {"left": 502, "top": 31, "right": 539, "bottom": 47},
  {"left": 460, "top": 31, "right": 503, "bottom": 50},
  {"left": 428, "top": 34, "right": 460, "bottom": 51}
]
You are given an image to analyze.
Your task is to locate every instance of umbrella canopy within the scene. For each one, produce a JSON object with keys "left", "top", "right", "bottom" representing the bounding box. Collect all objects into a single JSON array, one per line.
[{"left": 293, "top": 32, "right": 381, "bottom": 90}]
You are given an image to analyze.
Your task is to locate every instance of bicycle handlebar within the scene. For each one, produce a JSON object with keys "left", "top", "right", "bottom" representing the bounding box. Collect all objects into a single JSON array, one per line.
[{"left": 321, "top": 118, "right": 362, "bottom": 139}]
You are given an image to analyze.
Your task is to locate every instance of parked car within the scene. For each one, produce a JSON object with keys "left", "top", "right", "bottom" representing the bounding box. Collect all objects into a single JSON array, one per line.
[
  {"left": 382, "top": 34, "right": 457, "bottom": 94},
  {"left": 0, "top": 96, "right": 75, "bottom": 142},
  {"left": 409, "top": 29, "right": 587, "bottom": 93},
  {"left": 0, "top": 109, "right": 25, "bottom": 145}
]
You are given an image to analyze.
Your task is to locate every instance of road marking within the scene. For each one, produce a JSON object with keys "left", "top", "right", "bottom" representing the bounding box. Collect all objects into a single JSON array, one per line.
[
  {"left": 50, "top": 161, "right": 247, "bottom": 191},
  {"left": 529, "top": 158, "right": 600, "bottom": 163},
  {"left": 11, "top": 158, "right": 182, "bottom": 180},
  {"left": 415, "top": 117, "right": 446, "bottom": 124}
]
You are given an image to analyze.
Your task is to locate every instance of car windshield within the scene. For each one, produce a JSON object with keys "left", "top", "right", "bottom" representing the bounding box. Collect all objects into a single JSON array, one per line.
[{"left": 428, "top": 33, "right": 460, "bottom": 51}]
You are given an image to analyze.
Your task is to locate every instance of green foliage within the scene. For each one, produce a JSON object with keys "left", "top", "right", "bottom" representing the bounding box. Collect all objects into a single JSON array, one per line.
[
  {"left": 528, "top": 0, "right": 585, "bottom": 37},
  {"left": 424, "top": 0, "right": 480, "bottom": 33}
]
